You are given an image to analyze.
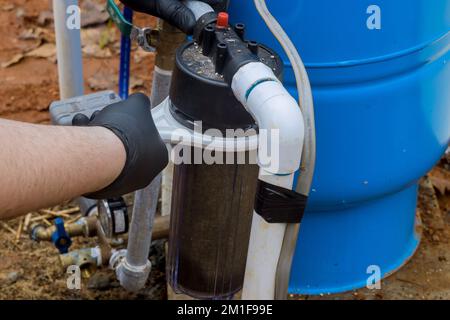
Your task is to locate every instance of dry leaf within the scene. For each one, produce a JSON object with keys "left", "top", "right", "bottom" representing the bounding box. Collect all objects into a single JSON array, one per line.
[
  {"left": 2, "top": 4, "right": 15, "bottom": 11},
  {"left": 81, "top": 0, "right": 110, "bottom": 28},
  {"left": 81, "top": 28, "right": 101, "bottom": 46},
  {"left": 19, "top": 28, "right": 40, "bottom": 40},
  {"left": 130, "top": 76, "right": 145, "bottom": 89},
  {"left": 19, "top": 27, "right": 54, "bottom": 43},
  {"left": 25, "top": 43, "right": 56, "bottom": 59},
  {"left": 82, "top": 44, "right": 112, "bottom": 58},
  {"left": 81, "top": 27, "right": 116, "bottom": 49},
  {"left": 87, "top": 72, "right": 115, "bottom": 90},
  {"left": 134, "top": 50, "right": 150, "bottom": 64},
  {"left": 37, "top": 10, "right": 53, "bottom": 26},
  {"left": 1, "top": 53, "right": 25, "bottom": 68},
  {"left": 428, "top": 166, "right": 450, "bottom": 195}
]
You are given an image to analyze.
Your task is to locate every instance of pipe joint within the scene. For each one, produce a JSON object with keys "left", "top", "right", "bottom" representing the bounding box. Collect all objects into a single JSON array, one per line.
[
  {"left": 232, "top": 62, "right": 304, "bottom": 176},
  {"left": 115, "top": 255, "right": 152, "bottom": 292}
]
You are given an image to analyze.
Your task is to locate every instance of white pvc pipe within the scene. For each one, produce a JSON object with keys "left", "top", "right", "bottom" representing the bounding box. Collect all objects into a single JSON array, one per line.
[
  {"left": 253, "top": 0, "right": 315, "bottom": 196},
  {"left": 53, "top": 0, "right": 84, "bottom": 99},
  {"left": 232, "top": 62, "right": 305, "bottom": 300},
  {"left": 232, "top": 62, "right": 304, "bottom": 176},
  {"left": 242, "top": 174, "right": 293, "bottom": 300}
]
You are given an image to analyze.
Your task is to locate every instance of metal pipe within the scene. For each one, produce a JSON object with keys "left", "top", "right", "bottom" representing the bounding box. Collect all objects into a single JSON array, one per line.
[
  {"left": 151, "top": 20, "right": 186, "bottom": 217},
  {"left": 116, "top": 177, "right": 158, "bottom": 291},
  {"left": 117, "top": 21, "right": 185, "bottom": 292},
  {"left": 30, "top": 216, "right": 98, "bottom": 242},
  {"left": 127, "top": 178, "right": 160, "bottom": 266}
]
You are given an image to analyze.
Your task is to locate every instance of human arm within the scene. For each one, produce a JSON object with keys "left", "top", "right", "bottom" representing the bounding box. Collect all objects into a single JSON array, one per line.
[
  {"left": 0, "top": 93, "right": 168, "bottom": 219},
  {"left": 0, "top": 121, "right": 125, "bottom": 219}
]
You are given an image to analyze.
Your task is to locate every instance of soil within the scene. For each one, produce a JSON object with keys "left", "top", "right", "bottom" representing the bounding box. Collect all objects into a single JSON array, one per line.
[{"left": 0, "top": 0, "right": 449, "bottom": 300}]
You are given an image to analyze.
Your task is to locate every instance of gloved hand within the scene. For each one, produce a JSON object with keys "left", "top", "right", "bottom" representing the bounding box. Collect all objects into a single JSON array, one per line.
[
  {"left": 72, "top": 93, "right": 168, "bottom": 199},
  {"left": 119, "top": 0, "right": 225, "bottom": 34}
]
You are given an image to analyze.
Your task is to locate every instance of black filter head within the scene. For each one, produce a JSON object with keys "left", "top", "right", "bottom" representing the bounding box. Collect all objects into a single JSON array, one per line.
[{"left": 169, "top": 19, "right": 283, "bottom": 133}]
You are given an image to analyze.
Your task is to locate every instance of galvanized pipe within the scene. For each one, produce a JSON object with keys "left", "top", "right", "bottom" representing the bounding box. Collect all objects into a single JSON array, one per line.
[
  {"left": 30, "top": 216, "right": 98, "bottom": 242},
  {"left": 117, "top": 20, "right": 184, "bottom": 292},
  {"left": 116, "top": 178, "right": 160, "bottom": 292}
]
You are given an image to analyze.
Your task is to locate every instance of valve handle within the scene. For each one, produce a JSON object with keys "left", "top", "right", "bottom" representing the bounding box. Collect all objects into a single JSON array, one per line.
[{"left": 51, "top": 218, "right": 72, "bottom": 254}]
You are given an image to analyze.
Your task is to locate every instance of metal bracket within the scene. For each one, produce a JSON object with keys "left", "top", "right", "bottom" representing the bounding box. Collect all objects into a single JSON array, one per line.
[{"left": 107, "top": 0, "right": 158, "bottom": 52}]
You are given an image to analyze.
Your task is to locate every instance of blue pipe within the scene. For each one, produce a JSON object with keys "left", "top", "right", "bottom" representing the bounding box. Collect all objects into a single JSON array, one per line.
[{"left": 118, "top": 7, "right": 133, "bottom": 100}]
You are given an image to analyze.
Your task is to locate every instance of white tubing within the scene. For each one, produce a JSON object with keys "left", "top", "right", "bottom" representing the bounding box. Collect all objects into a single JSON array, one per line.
[
  {"left": 253, "top": 0, "right": 315, "bottom": 196},
  {"left": 53, "top": 0, "right": 84, "bottom": 99}
]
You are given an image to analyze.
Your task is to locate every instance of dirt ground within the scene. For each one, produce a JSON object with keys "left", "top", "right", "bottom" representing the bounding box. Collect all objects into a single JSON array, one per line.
[{"left": 0, "top": 0, "right": 449, "bottom": 300}]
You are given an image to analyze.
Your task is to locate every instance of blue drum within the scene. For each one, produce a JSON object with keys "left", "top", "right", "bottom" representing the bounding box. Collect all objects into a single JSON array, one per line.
[{"left": 229, "top": 0, "right": 450, "bottom": 294}]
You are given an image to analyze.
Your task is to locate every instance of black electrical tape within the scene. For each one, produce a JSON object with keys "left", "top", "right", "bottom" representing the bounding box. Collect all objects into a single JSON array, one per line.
[{"left": 254, "top": 180, "right": 307, "bottom": 224}]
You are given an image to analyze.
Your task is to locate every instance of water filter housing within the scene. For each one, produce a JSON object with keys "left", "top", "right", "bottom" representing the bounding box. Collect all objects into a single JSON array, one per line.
[{"left": 167, "top": 37, "right": 283, "bottom": 298}]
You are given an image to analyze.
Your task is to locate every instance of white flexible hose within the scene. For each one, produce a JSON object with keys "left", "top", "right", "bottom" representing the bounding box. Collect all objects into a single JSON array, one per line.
[{"left": 253, "top": 0, "right": 316, "bottom": 300}]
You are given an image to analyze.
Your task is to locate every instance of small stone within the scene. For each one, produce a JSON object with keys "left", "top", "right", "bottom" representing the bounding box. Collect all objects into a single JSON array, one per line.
[
  {"left": 87, "top": 272, "right": 112, "bottom": 291},
  {"left": 0, "top": 271, "right": 22, "bottom": 286},
  {"left": 16, "top": 8, "right": 25, "bottom": 19}
]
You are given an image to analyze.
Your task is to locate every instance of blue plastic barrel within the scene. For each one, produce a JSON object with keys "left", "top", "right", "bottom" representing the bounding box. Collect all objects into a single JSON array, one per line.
[{"left": 229, "top": 0, "right": 450, "bottom": 294}]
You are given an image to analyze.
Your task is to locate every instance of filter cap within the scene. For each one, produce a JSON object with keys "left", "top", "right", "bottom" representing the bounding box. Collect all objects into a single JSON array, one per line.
[{"left": 216, "top": 12, "right": 229, "bottom": 28}]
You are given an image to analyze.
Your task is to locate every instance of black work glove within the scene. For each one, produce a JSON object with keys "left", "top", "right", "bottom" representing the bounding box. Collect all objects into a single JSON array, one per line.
[
  {"left": 119, "top": 0, "right": 226, "bottom": 34},
  {"left": 73, "top": 93, "right": 168, "bottom": 199}
]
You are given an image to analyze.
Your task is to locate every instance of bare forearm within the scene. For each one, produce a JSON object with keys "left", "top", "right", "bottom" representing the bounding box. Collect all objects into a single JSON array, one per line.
[{"left": 0, "top": 119, "right": 126, "bottom": 219}]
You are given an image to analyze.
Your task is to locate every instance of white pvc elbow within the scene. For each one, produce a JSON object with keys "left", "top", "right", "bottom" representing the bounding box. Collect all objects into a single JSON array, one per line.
[{"left": 232, "top": 62, "right": 304, "bottom": 176}]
